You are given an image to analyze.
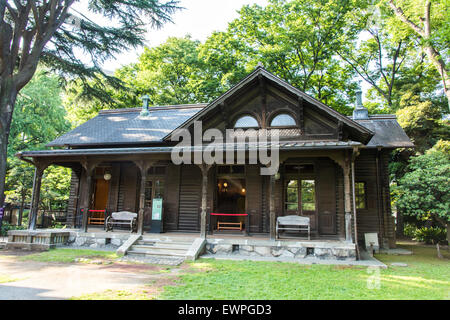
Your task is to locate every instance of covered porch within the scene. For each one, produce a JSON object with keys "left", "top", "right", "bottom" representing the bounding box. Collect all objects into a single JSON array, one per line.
[{"left": 13, "top": 143, "right": 362, "bottom": 259}]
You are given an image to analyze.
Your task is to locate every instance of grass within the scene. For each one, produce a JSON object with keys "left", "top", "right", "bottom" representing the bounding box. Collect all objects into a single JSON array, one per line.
[
  {"left": 0, "top": 275, "right": 21, "bottom": 283},
  {"left": 71, "top": 288, "right": 157, "bottom": 300},
  {"left": 19, "top": 248, "right": 119, "bottom": 263},
  {"left": 158, "top": 243, "right": 450, "bottom": 300}
]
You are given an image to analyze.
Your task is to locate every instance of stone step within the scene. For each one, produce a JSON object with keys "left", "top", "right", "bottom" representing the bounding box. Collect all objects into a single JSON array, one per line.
[
  {"left": 136, "top": 240, "right": 192, "bottom": 248},
  {"left": 0, "top": 242, "right": 6, "bottom": 249},
  {"left": 131, "top": 244, "right": 188, "bottom": 252},
  {"left": 127, "top": 249, "right": 187, "bottom": 257}
]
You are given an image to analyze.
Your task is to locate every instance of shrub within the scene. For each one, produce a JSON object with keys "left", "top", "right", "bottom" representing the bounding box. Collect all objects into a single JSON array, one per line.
[
  {"left": 0, "top": 222, "right": 26, "bottom": 236},
  {"left": 413, "top": 227, "right": 447, "bottom": 244}
]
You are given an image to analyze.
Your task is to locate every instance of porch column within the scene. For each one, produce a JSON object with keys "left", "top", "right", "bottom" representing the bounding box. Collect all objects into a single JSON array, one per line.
[
  {"left": 198, "top": 164, "right": 211, "bottom": 239},
  {"left": 343, "top": 152, "right": 353, "bottom": 243},
  {"left": 134, "top": 160, "right": 154, "bottom": 235},
  {"left": 28, "top": 162, "right": 48, "bottom": 230},
  {"left": 80, "top": 159, "right": 99, "bottom": 233},
  {"left": 269, "top": 174, "right": 276, "bottom": 240}
]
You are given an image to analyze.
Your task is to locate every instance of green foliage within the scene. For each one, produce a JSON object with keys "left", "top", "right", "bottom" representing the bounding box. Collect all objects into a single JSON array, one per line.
[
  {"left": 394, "top": 143, "right": 450, "bottom": 230},
  {"left": 413, "top": 227, "right": 447, "bottom": 244},
  {"left": 5, "top": 70, "right": 72, "bottom": 211},
  {"left": 0, "top": 222, "right": 26, "bottom": 237}
]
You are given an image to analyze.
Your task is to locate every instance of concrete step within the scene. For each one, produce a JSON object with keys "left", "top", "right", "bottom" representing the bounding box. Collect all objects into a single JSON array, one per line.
[
  {"left": 136, "top": 240, "right": 192, "bottom": 247},
  {"left": 131, "top": 244, "right": 187, "bottom": 252},
  {"left": 0, "top": 242, "right": 6, "bottom": 249},
  {"left": 127, "top": 249, "right": 187, "bottom": 257}
]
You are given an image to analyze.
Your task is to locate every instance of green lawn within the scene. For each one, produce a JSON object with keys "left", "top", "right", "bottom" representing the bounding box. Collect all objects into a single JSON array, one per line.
[
  {"left": 19, "top": 248, "right": 118, "bottom": 263},
  {"left": 18, "top": 244, "right": 450, "bottom": 300},
  {"left": 159, "top": 243, "right": 450, "bottom": 300}
]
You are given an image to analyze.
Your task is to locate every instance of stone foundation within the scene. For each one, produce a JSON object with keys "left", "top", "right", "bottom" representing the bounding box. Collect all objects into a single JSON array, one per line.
[
  {"left": 206, "top": 239, "right": 356, "bottom": 261},
  {"left": 6, "top": 229, "right": 70, "bottom": 250},
  {"left": 67, "top": 231, "right": 131, "bottom": 249}
]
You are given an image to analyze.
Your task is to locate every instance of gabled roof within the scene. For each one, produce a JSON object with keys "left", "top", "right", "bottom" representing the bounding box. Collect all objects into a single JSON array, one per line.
[
  {"left": 163, "top": 66, "right": 375, "bottom": 144},
  {"left": 352, "top": 115, "right": 414, "bottom": 148},
  {"left": 46, "top": 104, "right": 206, "bottom": 147}
]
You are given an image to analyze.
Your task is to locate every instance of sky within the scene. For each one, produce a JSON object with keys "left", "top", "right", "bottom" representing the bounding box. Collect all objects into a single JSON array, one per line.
[{"left": 95, "top": 0, "right": 269, "bottom": 72}]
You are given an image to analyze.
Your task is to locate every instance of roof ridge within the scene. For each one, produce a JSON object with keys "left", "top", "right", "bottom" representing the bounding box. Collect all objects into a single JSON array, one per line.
[{"left": 98, "top": 103, "right": 208, "bottom": 115}]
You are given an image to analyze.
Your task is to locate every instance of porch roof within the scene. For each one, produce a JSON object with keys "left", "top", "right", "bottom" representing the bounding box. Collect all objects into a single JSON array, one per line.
[{"left": 17, "top": 140, "right": 363, "bottom": 158}]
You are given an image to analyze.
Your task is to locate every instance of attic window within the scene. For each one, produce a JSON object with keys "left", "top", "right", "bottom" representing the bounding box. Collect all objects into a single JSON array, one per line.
[
  {"left": 234, "top": 115, "right": 259, "bottom": 128},
  {"left": 270, "top": 114, "right": 296, "bottom": 127}
]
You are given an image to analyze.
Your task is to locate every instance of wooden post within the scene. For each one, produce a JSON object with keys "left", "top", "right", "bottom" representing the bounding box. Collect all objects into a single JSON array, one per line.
[
  {"left": 80, "top": 159, "right": 99, "bottom": 233},
  {"left": 198, "top": 164, "right": 211, "bottom": 239},
  {"left": 134, "top": 160, "right": 154, "bottom": 235},
  {"left": 343, "top": 151, "right": 353, "bottom": 243},
  {"left": 269, "top": 174, "right": 276, "bottom": 240},
  {"left": 28, "top": 163, "right": 47, "bottom": 230},
  {"left": 351, "top": 147, "right": 361, "bottom": 259}
]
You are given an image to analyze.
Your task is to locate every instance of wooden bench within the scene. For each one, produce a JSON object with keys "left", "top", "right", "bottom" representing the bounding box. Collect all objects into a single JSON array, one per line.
[
  {"left": 276, "top": 215, "right": 310, "bottom": 240},
  {"left": 217, "top": 221, "right": 243, "bottom": 231},
  {"left": 88, "top": 209, "right": 106, "bottom": 226},
  {"left": 105, "top": 211, "right": 137, "bottom": 233},
  {"left": 211, "top": 213, "right": 248, "bottom": 232}
]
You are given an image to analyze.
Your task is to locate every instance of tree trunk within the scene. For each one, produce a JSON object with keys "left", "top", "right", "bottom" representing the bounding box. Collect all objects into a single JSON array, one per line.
[
  {"left": 18, "top": 194, "right": 25, "bottom": 226},
  {"left": 0, "top": 77, "right": 18, "bottom": 208}
]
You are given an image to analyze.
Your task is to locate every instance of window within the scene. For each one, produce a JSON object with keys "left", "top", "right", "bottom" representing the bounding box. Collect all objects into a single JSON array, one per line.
[
  {"left": 301, "top": 180, "right": 316, "bottom": 211},
  {"left": 285, "top": 179, "right": 316, "bottom": 213},
  {"left": 270, "top": 114, "right": 296, "bottom": 127},
  {"left": 355, "top": 182, "right": 366, "bottom": 209},
  {"left": 234, "top": 115, "right": 259, "bottom": 128},
  {"left": 285, "top": 180, "right": 299, "bottom": 211}
]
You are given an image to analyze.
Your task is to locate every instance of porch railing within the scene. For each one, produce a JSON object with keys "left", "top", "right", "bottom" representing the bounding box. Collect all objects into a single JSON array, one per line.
[{"left": 36, "top": 209, "right": 68, "bottom": 228}]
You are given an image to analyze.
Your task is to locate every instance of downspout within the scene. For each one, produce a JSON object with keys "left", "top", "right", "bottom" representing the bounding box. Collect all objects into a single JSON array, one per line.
[
  {"left": 375, "top": 147, "right": 384, "bottom": 246},
  {"left": 351, "top": 147, "right": 360, "bottom": 260}
]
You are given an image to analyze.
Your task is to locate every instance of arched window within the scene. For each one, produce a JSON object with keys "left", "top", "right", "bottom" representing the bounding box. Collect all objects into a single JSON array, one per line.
[
  {"left": 270, "top": 114, "right": 296, "bottom": 127},
  {"left": 234, "top": 115, "right": 259, "bottom": 128}
]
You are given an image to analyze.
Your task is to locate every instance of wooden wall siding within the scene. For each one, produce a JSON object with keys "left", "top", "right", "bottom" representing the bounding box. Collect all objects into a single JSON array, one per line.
[
  {"left": 261, "top": 175, "right": 269, "bottom": 233},
  {"left": 335, "top": 165, "right": 346, "bottom": 239},
  {"left": 316, "top": 159, "right": 337, "bottom": 234},
  {"left": 164, "top": 164, "right": 181, "bottom": 231},
  {"left": 117, "top": 163, "right": 138, "bottom": 212},
  {"left": 381, "top": 150, "right": 396, "bottom": 247},
  {"left": 178, "top": 165, "right": 202, "bottom": 231},
  {"left": 245, "top": 165, "right": 263, "bottom": 233},
  {"left": 354, "top": 150, "right": 383, "bottom": 245},
  {"left": 198, "top": 80, "right": 345, "bottom": 143},
  {"left": 66, "top": 166, "right": 81, "bottom": 227},
  {"left": 106, "top": 163, "right": 121, "bottom": 213}
]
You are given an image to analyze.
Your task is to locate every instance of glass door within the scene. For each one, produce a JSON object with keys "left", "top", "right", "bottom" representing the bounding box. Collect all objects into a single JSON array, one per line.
[{"left": 285, "top": 179, "right": 317, "bottom": 230}]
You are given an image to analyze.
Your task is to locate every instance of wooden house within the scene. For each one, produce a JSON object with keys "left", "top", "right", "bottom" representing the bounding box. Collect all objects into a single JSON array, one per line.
[{"left": 16, "top": 66, "right": 413, "bottom": 251}]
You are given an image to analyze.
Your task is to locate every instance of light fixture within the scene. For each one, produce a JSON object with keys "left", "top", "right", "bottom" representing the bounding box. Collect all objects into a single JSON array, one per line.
[
  {"left": 223, "top": 182, "right": 228, "bottom": 188},
  {"left": 242, "top": 188, "right": 246, "bottom": 193},
  {"left": 104, "top": 170, "right": 112, "bottom": 181},
  {"left": 274, "top": 173, "right": 281, "bottom": 180}
]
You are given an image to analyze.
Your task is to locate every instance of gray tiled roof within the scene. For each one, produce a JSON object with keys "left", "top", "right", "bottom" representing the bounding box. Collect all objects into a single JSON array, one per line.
[
  {"left": 351, "top": 115, "right": 414, "bottom": 148},
  {"left": 46, "top": 105, "right": 207, "bottom": 147}
]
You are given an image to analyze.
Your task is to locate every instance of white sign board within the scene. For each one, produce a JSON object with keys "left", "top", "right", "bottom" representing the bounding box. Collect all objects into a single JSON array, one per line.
[{"left": 364, "top": 233, "right": 379, "bottom": 252}]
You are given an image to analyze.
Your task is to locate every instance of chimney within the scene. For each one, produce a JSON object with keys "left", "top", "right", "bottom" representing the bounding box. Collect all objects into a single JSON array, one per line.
[
  {"left": 352, "top": 84, "right": 369, "bottom": 120},
  {"left": 140, "top": 95, "right": 150, "bottom": 116}
]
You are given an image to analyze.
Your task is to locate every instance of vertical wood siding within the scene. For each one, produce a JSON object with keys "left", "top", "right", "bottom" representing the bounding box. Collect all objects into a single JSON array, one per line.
[{"left": 178, "top": 165, "right": 202, "bottom": 231}]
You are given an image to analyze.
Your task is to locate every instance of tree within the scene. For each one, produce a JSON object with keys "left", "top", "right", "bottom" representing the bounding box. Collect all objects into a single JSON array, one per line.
[
  {"left": 386, "top": 0, "right": 450, "bottom": 111},
  {"left": 338, "top": 3, "right": 411, "bottom": 110},
  {"left": 220, "top": 0, "right": 365, "bottom": 114},
  {"left": 4, "top": 68, "right": 70, "bottom": 224},
  {"left": 0, "top": 0, "right": 181, "bottom": 207},
  {"left": 394, "top": 140, "right": 450, "bottom": 252}
]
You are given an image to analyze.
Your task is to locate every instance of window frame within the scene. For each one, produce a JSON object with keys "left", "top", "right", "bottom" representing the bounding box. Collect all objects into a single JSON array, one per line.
[
  {"left": 354, "top": 181, "right": 367, "bottom": 210},
  {"left": 233, "top": 115, "right": 260, "bottom": 129},
  {"left": 269, "top": 113, "right": 297, "bottom": 128}
]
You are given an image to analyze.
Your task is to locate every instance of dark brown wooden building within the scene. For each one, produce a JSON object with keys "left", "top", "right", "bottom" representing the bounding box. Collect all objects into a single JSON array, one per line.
[{"left": 17, "top": 67, "right": 413, "bottom": 249}]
